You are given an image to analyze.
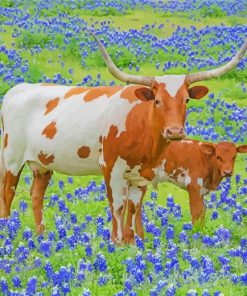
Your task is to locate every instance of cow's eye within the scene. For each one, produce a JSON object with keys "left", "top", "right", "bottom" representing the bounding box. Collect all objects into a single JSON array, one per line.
[
  {"left": 186, "top": 98, "right": 190, "bottom": 103},
  {"left": 232, "top": 156, "right": 236, "bottom": 161},
  {"left": 155, "top": 100, "right": 160, "bottom": 106},
  {"left": 217, "top": 156, "right": 222, "bottom": 161}
]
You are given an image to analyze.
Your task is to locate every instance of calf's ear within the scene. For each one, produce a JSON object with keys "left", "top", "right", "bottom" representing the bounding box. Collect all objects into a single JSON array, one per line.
[
  {"left": 188, "top": 86, "right": 209, "bottom": 99},
  {"left": 199, "top": 142, "right": 216, "bottom": 155},
  {"left": 237, "top": 145, "right": 247, "bottom": 153}
]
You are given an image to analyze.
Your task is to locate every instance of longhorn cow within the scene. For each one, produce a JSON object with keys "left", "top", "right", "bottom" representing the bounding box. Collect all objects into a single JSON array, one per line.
[{"left": 0, "top": 31, "right": 246, "bottom": 243}]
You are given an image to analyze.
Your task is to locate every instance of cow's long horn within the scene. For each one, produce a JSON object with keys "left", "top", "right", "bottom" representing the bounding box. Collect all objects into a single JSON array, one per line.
[
  {"left": 88, "top": 29, "right": 154, "bottom": 87},
  {"left": 187, "top": 40, "right": 247, "bottom": 84}
]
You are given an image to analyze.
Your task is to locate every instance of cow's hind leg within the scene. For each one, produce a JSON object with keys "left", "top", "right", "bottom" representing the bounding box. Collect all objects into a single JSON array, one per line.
[
  {"left": 4, "top": 168, "right": 23, "bottom": 216},
  {"left": 0, "top": 150, "right": 7, "bottom": 218},
  {"left": 30, "top": 169, "right": 52, "bottom": 234}
]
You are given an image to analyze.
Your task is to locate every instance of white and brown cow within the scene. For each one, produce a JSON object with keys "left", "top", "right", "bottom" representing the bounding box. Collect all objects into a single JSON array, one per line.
[
  {"left": 123, "top": 140, "right": 247, "bottom": 242},
  {"left": 0, "top": 32, "right": 246, "bottom": 244}
]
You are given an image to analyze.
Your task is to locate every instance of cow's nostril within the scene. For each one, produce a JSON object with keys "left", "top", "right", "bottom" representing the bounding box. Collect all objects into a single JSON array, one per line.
[
  {"left": 167, "top": 129, "right": 173, "bottom": 135},
  {"left": 179, "top": 128, "right": 184, "bottom": 135},
  {"left": 223, "top": 170, "right": 232, "bottom": 176}
]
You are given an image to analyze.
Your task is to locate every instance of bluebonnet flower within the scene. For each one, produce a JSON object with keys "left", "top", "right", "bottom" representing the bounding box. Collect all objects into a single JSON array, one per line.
[
  {"left": 98, "top": 275, "right": 109, "bottom": 286},
  {"left": 211, "top": 210, "right": 218, "bottom": 220},
  {"left": 23, "top": 227, "right": 32, "bottom": 240},
  {"left": 151, "top": 191, "right": 157, "bottom": 200},
  {"left": 0, "top": 277, "right": 8, "bottom": 295},
  {"left": 232, "top": 209, "right": 242, "bottom": 224},
  {"left": 179, "top": 230, "right": 190, "bottom": 244},
  {"left": 82, "top": 289, "right": 91, "bottom": 296},
  {"left": 28, "top": 238, "right": 36, "bottom": 249},
  {"left": 166, "top": 226, "right": 174, "bottom": 240},
  {"left": 19, "top": 200, "right": 28, "bottom": 213},
  {"left": 135, "top": 235, "right": 145, "bottom": 251},
  {"left": 51, "top": 286, "right": 61, "bottom": 296},
  {"left": 15, "top": 243, "right": 29, "bottom": 262},
  {"left": 12, "top": 275, "right": 21, "bottom": 288},
  {"left": 85, "top": 244, "right": 92, "bottom": 257},
  {"left": 44, "top": 260, "right": 53, "bottom": 282},
  {"left": 56, "top": 240, "right": 64, "bottom": 252},
  {"left": 26, "top": 276, "right": 37, "bottom": 295},
  {"left": 166, "top": 284, "right": 176, "bottom": 296},
  {"left": 94, "top": 253, "right": 107, "bottom": 272},
  {"left": 202, "top": 290, "right": 210, "bottom": 296},
  {"left": 24, "top": 175, "right": 31, "bottom": 185},
  {"left": 108, "top": 242, "right": 115, "bottom": 253},
  {"left": 58, "top": 180, "right": 64, "bottom": 191},
  {"left": 39, "top": 240, "right": 52, "bottom": 257}
]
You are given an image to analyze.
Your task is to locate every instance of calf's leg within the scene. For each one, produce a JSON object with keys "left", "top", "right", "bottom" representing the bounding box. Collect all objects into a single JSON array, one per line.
[{"left": 187, "top": 184, "right": 205, "bottom": 225}]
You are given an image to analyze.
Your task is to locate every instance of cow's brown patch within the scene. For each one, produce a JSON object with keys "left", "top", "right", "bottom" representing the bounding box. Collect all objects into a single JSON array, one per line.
[
  {"left": 84, "top": 86, "right": 123, "bottom": 102},
  {"left": 121, "top": 85, "right": 144, "bottom": 103},
  {"left": 42, "top": 122, "right": 57, "bottom": 139},
  {"left": 45, "top": 97, "right": 60, "bottom": 115},
  {"left": 64, "top": 87, "right": 89, "bottom": 99},
  {"left": 4, "top": 133, "right": 8, "bottom": 149},
  {"left": 38, "top": 151, "right": 55, "bottom": 165},
  {"left": 77, "top": 146, "right": 90, "bottom": 158}
]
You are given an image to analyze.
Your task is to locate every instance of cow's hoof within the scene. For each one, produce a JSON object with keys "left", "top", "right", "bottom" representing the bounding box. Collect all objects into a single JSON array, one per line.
[
  {"left": 123, "top": 229, "right": 135, "bottom": 244},
  {"left": 36, "top": 224, "right": 45, "bottom": 235}
]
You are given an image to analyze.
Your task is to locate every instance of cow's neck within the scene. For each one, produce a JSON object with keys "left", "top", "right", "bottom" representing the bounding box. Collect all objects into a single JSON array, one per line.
[{"left": 134, "top": 103, "right": 169, "bottom": 180}]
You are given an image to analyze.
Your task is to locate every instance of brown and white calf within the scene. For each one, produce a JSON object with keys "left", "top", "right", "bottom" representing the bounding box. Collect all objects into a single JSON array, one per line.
[
  {"left": 0, "top": 32, "right": 246, "bottom": 244},
  {"left": 123, "top": 141, "right": 247, "bottom": 242}
]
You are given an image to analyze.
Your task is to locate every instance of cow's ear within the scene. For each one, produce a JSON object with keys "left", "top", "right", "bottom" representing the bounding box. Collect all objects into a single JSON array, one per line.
[
  {"left": 199, "top": 142, "right": 216, "bottom": 155},
  {"left": 237, "top": 145, "right": 247, "bottom": 153},
  {"left": 188, "top": 86, "right": 209, "bottom": 99},
  {"left": 135, "top": 87, "right": 155, "bottom": 101}
]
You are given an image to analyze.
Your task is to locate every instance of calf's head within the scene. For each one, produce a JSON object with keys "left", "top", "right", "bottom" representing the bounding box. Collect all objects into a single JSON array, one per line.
[{"left": 200, "top": 142, "right": 247, "bottom": 177}]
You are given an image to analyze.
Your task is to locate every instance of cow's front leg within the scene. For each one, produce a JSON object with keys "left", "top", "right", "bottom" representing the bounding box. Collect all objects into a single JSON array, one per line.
[
  {"left": 124, "top": 186, "right": 146, "bottom": 243},
  {"left": 187, "top": 184, "right": 205, "bottom": 225},
  {"left": 102, "top": 159, "right": 128, "bottom": 244}
]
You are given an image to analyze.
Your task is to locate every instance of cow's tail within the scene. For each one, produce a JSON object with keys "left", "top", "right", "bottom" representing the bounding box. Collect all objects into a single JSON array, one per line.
[{"left": 0, "top": 117, "right": 7, "bottom": 218}]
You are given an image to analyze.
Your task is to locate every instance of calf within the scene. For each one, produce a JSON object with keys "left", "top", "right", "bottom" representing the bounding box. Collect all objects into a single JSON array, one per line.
[{"left": 123, "top": 141, "right": 247, "bottom": 242}]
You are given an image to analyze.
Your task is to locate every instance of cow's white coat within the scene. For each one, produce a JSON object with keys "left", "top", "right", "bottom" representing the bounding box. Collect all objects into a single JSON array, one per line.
[{"left": 155, "top": 75, "right": 186, "bottom": 97}]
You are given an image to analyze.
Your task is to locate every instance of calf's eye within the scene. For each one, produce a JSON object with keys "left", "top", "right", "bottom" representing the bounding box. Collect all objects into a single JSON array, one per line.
[
  {"left": 217, "top": 156, "right": 222, "bottom": 161},
  {"left": 155, "top": 100, "right": 160, "bottom": 106}
]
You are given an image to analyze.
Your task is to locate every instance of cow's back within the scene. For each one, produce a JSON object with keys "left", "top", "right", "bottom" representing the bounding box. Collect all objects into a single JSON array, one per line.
[{"left": 1, "top": 83, "right": 141, "bottom": 175}]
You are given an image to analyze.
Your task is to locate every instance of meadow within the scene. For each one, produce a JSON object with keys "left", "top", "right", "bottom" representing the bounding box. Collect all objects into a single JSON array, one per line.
[{"left": 0, "top": 0, "right": 247, "bottom": 295}]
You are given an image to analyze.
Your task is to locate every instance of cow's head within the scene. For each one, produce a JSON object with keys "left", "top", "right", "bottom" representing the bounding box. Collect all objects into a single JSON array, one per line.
[
  {"left": 89, "top": 30, "right": 247, "bottom": 140},
  {"left": 133, "top": 76, "right": 208, "bottom": 139},
  {"left": 200, "top": 142, "right": 247, "bottom": 177}
]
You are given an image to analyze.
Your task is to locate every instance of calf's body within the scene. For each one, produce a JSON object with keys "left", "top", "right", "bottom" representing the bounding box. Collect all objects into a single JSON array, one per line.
[{"left": 123, "top": 140, "right": 247, "bottom": 241}]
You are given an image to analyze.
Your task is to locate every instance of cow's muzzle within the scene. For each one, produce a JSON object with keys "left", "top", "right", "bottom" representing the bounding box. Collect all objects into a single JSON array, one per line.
[
  {"left": 164, "top": 127, "right": 185, "bottom": 140},
  {"left": 222, "top": 169, "right": 232, "bottom": 177}
]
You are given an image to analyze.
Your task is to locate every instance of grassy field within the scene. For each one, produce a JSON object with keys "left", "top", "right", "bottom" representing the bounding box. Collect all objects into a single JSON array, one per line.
[{"left": 0, "top": 1, "right": 247, "bottom": 295}]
